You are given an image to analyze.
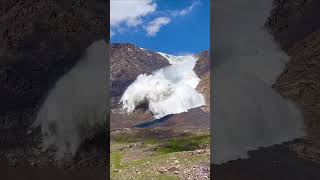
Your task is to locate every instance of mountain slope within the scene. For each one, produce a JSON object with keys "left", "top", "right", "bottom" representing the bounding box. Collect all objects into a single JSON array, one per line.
[
  {"left": 110, "top": 43, "right": 170, "bottom": 106},
  {"left": 195, "top": 51, "right": 210, "bottom": 112},
  {"left": 110, "top": 46, "right": 210, "bottom": 130}
]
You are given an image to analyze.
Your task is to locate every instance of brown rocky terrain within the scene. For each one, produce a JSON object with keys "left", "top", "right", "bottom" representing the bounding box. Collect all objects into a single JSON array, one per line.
[
  {"left": 194, "top": 50, "right": 210, "bottom": 78},
  {"left": 110, "top": 43, "right": 169, "bottom": 108},
  {"left": 267, "top": 0, "right": 320, "bottom": 50},
  {"left": 0, "top": 0, "right": 107, "bottom": 131},
  {"left": 195, "top": 50, "right": 210, "bottom": 112},
  {"left": 110, "top": 43, "right": 170, "bottom": 129},
  {"left": 275, "top": 30, "right": 320, "bottom": 162},
  {"left": 110, "top": 46, "right": 210, "bottom": 130},
  {"left": 266, "top": 0, "right": 320, "bottom": 162},
  {"left": 0, "top": 1, "right": 108, "bottom": 179},
  {"left": 216, "top": 0, "right": 320, "bottom": 179}
]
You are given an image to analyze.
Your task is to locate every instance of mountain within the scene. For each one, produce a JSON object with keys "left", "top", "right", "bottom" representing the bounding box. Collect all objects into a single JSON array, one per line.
[
  {"left": 268, "top": 0, "right": 320, "bottom": 162},
  {"left": 274, "top": 30, "right": 320, "bottom": 158},
  {"left": 194, "top": 50, "right": 210, "bottom": 112},
  {"left": 110, "top": 43, "right": 170, "bottom": 107},
  {"left": 194, "top": 50, "right": 210, "bottom": 77},
  {"left": 266, "top": 0, "right": 320, "bottom": 50},
  {"left": 110, "top": 44, "right": 210, "bottom": 130}
]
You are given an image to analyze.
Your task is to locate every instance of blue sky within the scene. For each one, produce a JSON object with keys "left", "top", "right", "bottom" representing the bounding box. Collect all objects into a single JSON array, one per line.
[{"left": 110, "top": 0, "right": 210, "bottom": 55}]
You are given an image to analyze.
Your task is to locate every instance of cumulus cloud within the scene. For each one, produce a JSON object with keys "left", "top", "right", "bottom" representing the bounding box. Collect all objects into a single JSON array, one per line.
[
  {"left": 110, "top": 0, "right": 199, "bottom": 37},
  {"left": 110, "top": 0, "right": 156, "bottom": 28},
  {"left": 145, "top": 17, "right": 171, "bottom": 37}
]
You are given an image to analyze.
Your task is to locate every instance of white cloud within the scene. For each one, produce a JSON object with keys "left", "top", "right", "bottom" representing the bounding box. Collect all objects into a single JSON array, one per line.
[
  {"left": 145, "top": 17, "right": 171, "bottom": 37},
  {"left": 171, "top": 1, "right": 200, "bottom": 16},
  {"left": 110, "top": 0, "right": 199, "bottom": 38},
  {"left": 110, "top": 0, "right": 156, "bottom": 27},
  {"left": 179, "top": 1, "right": 199, "bottom": 16}
]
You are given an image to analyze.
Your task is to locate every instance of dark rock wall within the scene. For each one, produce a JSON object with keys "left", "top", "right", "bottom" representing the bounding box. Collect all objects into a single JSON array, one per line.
[
  {"left": 0, "top": 0, "right": 107, "bottom": 130},
  {"left": 267, "top": 0, "right": 320, "bottom": 50},
  {"left": 268, "top": 0, "right": 320, "bottom": 141}
]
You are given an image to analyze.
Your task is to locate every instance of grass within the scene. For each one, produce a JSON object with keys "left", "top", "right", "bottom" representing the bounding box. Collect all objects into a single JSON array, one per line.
[
  {"left": 137, "top": 175, "right": 180, "bottom": 180},
  {"left": 111, "top": 134, "right": 137, "bottom": 144},
  {"left": 110, "top": 131, "right": 210, "bottom": 179},
  {"left": 158, "top": 134, "right": 210, "bottom": 154},
  {"left": 110, "top": 151, "right": 124, "bottom": 169},
  {"left": 111, "top": 134, "right": 158, "bottom": 145}
]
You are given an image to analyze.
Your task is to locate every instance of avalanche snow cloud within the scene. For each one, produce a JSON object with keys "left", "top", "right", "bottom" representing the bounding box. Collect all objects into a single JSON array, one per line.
[
  {"left": 212, "top": 0, "right": 305, "bottom": 164},
  {"left": 33, "top": 40, "right": 107, "bottom": 159},
  {"left": 120, "top": 54, "right": 205, "bottom": 119}
]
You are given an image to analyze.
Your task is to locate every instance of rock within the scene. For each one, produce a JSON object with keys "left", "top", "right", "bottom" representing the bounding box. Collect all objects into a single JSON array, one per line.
[
  {"left": 267, "top": 0, "right": 320, "bottom": 50},
  {"left": 109, "top": 43, "right": 170, "bottom": 129},
  {"left": 194, "top": 51, "right": 210, "bottom": 112},
  {"left": 158, "top": 168, "right": 165, "bottom": 173},
  {"left": 0, "top": 0, "right": 108, "bottom": 168},
  {"left": 275, "top": 30, "right": 320, "bottom": 136},
  {"left": 0, "top": 0, "right": 107, "bottom": 130},
  {"left": 194, "top": 50, "right": 210, "bottom": 77},
  {"left": 266, "top": 0, "right": 320, "bottom": 159},
  {"left": 168, "top": 166, "right": 179, "bottom": 172},
  {"left": 110, "top": 43, "right": 170, "bottom": 104}
]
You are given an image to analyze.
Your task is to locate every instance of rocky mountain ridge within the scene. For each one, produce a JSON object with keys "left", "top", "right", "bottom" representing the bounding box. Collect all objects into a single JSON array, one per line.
[
  {"left": 110, "top": 43, "right": 169, "bottom": 107},
  {"left": 110, "top": 43, "right": 210, "bottom": 130}
]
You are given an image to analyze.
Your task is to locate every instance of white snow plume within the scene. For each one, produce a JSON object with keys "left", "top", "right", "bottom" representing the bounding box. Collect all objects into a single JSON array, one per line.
[
  {"left": 157, "top": 52, "right": 196, "bottom": 64},
  {"left": 120, "top": 54, "right": 205, "bottom": 119},
  {"left": 212, "top": 0, "right": 305, "bottom": 164},
  {"left": 32, "top": 40, "right": 108, "bottom": 159}
]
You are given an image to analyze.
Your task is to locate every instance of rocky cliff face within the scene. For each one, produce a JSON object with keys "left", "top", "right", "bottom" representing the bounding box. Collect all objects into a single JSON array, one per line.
[
  {"left": 0, "top": 0, "right": 108, "bottom": 169},
  {"left": 268, "top": 0, "right": 320, "bottom": 161},
  {"left": 267, "top": 0, "right": 320, "bottom": 50},
  {"left": 267, "top": 0, "right": 320, "bottom": 137},
  {"left": 110, "top": 43, "right": 170, "bottom": 129},
  {"left": 110, "top": 43, "right": 170, "bottom": 108},
  {"left": 0, "top": 0, "right": 107, "bottom": 131},
  {"left": 275, "top": 31, "right": 320, "bottom": 139},
  {"left": 194, "top": 51, "right": 210, "bottom": 112},
  {"left": 194, "top": 50, "right": 210, "bottom": 77},
  {"left": 110, "top": 46, "right": 210, "bottom": 130}
]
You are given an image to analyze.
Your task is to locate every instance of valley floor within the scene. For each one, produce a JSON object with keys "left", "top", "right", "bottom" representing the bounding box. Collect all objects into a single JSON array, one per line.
[{"left": 110, "top": 128, "right": 210, "bottom": 180}]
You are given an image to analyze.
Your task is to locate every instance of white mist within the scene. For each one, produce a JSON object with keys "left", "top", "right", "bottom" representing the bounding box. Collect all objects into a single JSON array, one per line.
[
  {"left": 120, "top": 54, "right": 205, "bottom": 119},
  {"left": 32, "top": 40, "right": 108, "bottom": 159},
  {"left": 212, "top": 0, "right": 305, "bottom": 164}
]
